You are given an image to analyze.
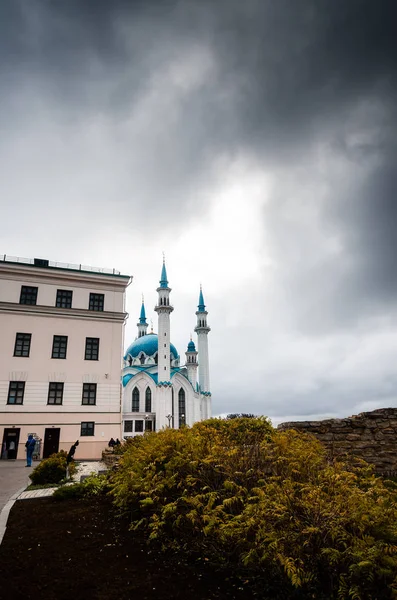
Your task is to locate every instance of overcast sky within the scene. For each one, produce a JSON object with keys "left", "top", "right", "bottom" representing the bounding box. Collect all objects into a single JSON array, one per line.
[{"left": 1, "top": 0, "right": 396, "bottom": 425}]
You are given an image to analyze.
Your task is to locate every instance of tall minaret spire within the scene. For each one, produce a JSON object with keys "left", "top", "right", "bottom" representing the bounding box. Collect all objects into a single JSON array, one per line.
[
  {"left": 154, "top": 256, "right": 174, "bottom": 429},
  {"left": 154, "top": 256, "right": 174, "bottom": 381},
  {"left": 194, "top": 285, "right": 211, "bottom": 418},
  {"left": 137, "top": 295, "right": 148, "bottom": 338},
  {"left": 185, "top": 335, "right": 198, "bottom": 390}
]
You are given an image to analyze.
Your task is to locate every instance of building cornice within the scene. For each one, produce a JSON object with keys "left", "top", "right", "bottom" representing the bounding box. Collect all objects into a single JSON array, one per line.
[
  {"left": 0, "top": 301, "right": 127, "bottom": 323},
  {"left": 0, "top": 263, "right": 131, "bottom": 291}
]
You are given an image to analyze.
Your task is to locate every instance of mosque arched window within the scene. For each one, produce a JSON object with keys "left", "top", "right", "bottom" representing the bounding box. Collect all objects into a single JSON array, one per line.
[
  {"left": 145, "top": 387, "right": 152, "bottom": 412},
  {"left": 154, "top": 353, "right": 158, "bottom": 364},
  {"left": 128, "top": 356, "right": 132, "bottom": 366},
  {"left": 140, "top": 353, "right": 145, "bottom": 365},
  {"left": 132, "top": 387, "right": 140, "bottom": 412},
  {"left": 178, "top": 388, "right": 186, "bottom": 427}
]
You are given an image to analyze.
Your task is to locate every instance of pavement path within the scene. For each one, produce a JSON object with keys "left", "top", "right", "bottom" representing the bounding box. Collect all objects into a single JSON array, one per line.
[{"left": 0, "top": 460, "right": 34, "bottom": 511}]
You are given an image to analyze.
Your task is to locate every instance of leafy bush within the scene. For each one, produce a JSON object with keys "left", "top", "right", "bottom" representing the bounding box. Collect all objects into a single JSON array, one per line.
[
  {"left": 29, "top": 450, "right": 77, "bottom": 485},
  {"left": 111, "top": 418, "right": 397, "bottom": 599},
  {"left": 52, "top": 483, "right": 85, "bottom": 501},
  {"left": 53, "top": 474, "right": 110, "bottom": 501}
]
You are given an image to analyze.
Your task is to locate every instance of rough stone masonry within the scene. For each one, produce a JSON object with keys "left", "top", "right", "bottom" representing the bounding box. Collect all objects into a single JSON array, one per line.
[{"left": 278, "top": 408, "right": 397, "bottom": 476}]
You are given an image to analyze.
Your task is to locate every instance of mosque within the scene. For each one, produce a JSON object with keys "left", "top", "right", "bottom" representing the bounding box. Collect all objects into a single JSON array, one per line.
[{"left": 121, "top": 260, "right": 211, "bottom": 436}]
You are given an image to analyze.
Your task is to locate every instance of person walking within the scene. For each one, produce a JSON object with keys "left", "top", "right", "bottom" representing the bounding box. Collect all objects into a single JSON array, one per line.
[
  {"left": 66, "top": 440, "right": 79, "bottom": 480},
  {"left": 25, "top": 435, "right": 36, "bottom": 467}
]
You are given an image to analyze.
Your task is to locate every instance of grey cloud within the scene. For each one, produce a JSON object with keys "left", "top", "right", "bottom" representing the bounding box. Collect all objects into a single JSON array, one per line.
[{"left": 1, "top": 0, "right": 396, "bottom": 419}]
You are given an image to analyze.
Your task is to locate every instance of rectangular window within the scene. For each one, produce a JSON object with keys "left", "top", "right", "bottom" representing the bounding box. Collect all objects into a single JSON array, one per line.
[
  {"left": 81, "top": 422, "right": 95, "bottom": 436},
  {"left": 19, "top": 286, "right": 38, "bottom": 305},
  {"left": 14, "top": 333, "right": 32, "bottom": 357},
  {"left": 124, "top": 420, "right": 133, "bottom": 432},
  {"left": 85, "top": 337, "right": 99, "bottom": 361},
  {"left": 47, "top": 382, "right": 64, "bottom": 405},
  {"left": 82, "top": 383, "right": 97, "bottom": 405},
  {"left": 135, "top": 420, "right": 143, "bottom": 433},
  {"left": 7, "top": 381, "right": 25, "bottom": 405},
  {"left": 145, "top": 420, "right": 153, "bottom": 432},
  {"left": 56, "top": 289, "right": 73, "bottom": 308},
  {"left": 89, "top": 293, "right": 104, "bottom": 311},
  {"left": 51, "top": 335, "right": 68, "bottom": 359}
]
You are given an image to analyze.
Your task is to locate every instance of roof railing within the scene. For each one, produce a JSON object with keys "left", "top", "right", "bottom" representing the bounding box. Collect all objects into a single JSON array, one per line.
[{"left": 0, "top": 254, "right": 121, "bottom": 276}]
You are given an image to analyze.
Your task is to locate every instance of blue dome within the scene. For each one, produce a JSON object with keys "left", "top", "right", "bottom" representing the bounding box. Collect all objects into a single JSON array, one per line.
[
  {"left": 187, "top": 340, "right": 196, "bottom": 352},
  {"left": 124, "top": 333, "right": 178, "bottom": 360}
]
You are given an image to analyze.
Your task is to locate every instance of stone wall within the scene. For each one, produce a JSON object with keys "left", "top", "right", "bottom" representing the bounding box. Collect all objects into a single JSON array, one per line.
[
  {"left": 278, "top": 408, "right": 397, "bottom": 475},
  {"left": 101, "top": 450, "right": 120, "bottom": 468}
]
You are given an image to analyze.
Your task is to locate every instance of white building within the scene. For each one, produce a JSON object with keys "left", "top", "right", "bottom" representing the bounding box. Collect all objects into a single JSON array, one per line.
[
  {"left": 0, "top": 255, "right": 131, "bottom": 460},
  {"left": 122, "top": 260, "right": 211, "bottom": 435}
]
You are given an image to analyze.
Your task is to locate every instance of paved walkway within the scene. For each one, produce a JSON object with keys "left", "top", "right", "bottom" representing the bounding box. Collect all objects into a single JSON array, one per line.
[
  {"left": 19, "top": 488, "right": 57, "bottom": 499},
  {"left": 0, "top": 460, "right": 34, "bottom": 511}
]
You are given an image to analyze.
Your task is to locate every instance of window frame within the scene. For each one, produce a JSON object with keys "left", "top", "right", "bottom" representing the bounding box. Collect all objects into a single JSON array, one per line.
[
  {"left": 132, "top": 387, "right": 140, "bottom": 412},
  {"left": 51, "top": 335, "right": 68, "bottom": 359},
  {"left": 7, "top": 381, "right": 25, "bottom": 405},
  {"left": 13, "top": 333, "right": 32, "bottom": 357},
  {"left": 145, "top": 387, "right": 152, "bottom": 412},
  {"left": 178, "top": 388, "right": 186, "bottom": 427},
  {"left": 82, "top": 383, "right": 97, "bottom": 406},
  {"left": 84, "top": 337, "right": 100, "bottom": 361},
  {"left": 19, "top": 286, "right": 38, "bottom": 305},
  {"left": 135, "top": 420, "right": 144, "bottom": 433},
  {"left": 124, "top": 420, "right": 133, "bottom": 432},
  {"left": 89, "top": 293, "right": 104, "bottom": 312},
  {"left": 56, "top": 289, "right": 73, "bottom": 309},
  {"left": 47, "top": 382, "right": 64, "bottom": 405},
  {"left": 80, "top": 421, "right": 95, "bottom": 436}
]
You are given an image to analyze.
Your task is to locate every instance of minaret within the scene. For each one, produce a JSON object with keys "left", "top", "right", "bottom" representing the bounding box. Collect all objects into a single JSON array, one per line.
[
  {"left": 137, "top": 297, "right": 148, "bottom": 338},
  {"left": 194, "top": 286, "right": 211, "bottom": 404},
  {"left": 185, "top": 336, "right": 198, "bottom": 390},
  {"left": 155, "top": 258, "right": 174, "bottom": 381}
]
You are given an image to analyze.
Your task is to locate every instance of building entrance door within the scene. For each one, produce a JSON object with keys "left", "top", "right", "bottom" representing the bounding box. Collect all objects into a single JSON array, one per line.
[
  {"left": 43, "top": 428, "right": 60, "bottom": 458},
  {"left": 1, "top": 428, "right": 21, "bottom": 459}
]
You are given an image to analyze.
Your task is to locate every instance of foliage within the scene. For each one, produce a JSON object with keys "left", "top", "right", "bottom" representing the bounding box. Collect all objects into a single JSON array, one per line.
[
  {"left": 26, "top": 482, "right": 64, "bottom": 491},
  {"left": 52, "top": 483, "right": 85, "bottom": 501},
  {"left": 226, "top": 413, "right": 258, "bottom": 419},
  {"left": 29, "top": 451, "right": 77, "bottom": 485},
  {"left": 53, "top": 474, "right": 110, "bottom": 501},
  {"left": 111, "top": 418, "right": 397, "bottom": 599}
]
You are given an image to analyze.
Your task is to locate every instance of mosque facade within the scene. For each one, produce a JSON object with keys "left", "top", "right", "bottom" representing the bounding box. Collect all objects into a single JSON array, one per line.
[{"left": 121, "top": 261, "right": 211, "bottom": 436}]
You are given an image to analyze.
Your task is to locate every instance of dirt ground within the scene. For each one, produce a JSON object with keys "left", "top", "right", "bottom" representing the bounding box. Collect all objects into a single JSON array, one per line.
[{"left": 0, "top": 498, "right": 257, "bottom": 600}]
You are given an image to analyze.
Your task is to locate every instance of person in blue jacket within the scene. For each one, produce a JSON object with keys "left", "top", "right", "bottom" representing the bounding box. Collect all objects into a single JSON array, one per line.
[{"left": 25, "top": 435, "right": 36, "bottom": 467}]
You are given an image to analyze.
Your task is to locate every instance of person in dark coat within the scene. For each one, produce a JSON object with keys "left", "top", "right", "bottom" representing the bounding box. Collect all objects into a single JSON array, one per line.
[
  {"left": 25, "top": 435, "right": 36, "bottom": 467},
  {"left": 108, "top": 438, "right": 116, "bottom": 448},
  {"left": 115, "top": 438, "right": 121, "bottom": 446},
  {"left": 66, "top": 440, "right": 79, "bottom": 479}
]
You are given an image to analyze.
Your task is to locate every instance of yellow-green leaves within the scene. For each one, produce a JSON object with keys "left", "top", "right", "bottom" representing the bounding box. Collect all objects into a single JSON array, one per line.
[{"left": 110, "top": 418, "right": 397, "bottom": 599}]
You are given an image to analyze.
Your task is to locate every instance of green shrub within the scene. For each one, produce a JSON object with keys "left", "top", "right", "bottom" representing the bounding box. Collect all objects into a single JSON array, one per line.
[
  {"left": 52, "top": 474, "right": 110, "bottom": 501},
  {"left": 29, "top": 450, "right": 77, "bottom": 485},
  {"left": 81, "top": 474, "right": 110, "bottom": 496},
  {"left": 111, "top": 418, "right": 397, "bottom": 599},
  {"left": 53, "top": 483, "right": 85, "bottom": 501}
]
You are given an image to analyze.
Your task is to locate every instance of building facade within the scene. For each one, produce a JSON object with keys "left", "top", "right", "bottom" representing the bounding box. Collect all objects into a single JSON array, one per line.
[
  {"left": 0, "top": 255, "right": 131, "bottom": 460},
  {"left": 121, "top": 260, "right": 211, "bottom": 436}
]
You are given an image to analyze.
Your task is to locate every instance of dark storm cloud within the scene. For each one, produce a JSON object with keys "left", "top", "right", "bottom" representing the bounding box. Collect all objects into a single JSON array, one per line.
[
  {"left": 1, "top": 1, "right": 395, "bottom": 172},
  {"left": 1, "top": 0, "right": 395, "bottom": 299}
]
